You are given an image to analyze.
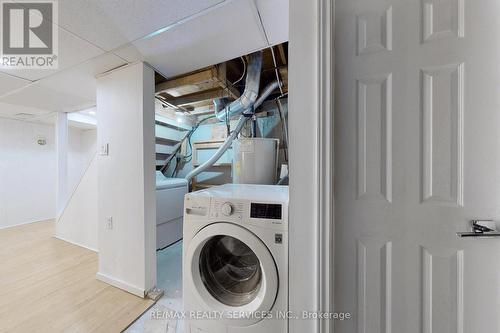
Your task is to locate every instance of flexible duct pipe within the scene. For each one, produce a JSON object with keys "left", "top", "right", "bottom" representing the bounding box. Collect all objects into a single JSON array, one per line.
[
  {"left": 215, "top": 51, "right": 263, "bottom": 121},
  {"left": 251, "top": 81, "right": 280, "bottom": 113},
  {"left": 185, "top": 115, "right": 248, "bottom": 181},
  {"left": 185, "top": 81, "right": 279, "bottom": 182}
]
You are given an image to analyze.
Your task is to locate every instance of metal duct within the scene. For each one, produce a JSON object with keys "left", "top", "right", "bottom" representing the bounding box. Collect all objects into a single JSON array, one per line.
[
  {"left": 213, "top": 97, "right": 229, "bottom": 117},
  {"left": 185, "top": 80, "right": 280, "bottom": 183},
  {"left": 215, "top": 51, "right": 263, "bottom": 121},
  {"left": 185, "top": 115, "right": 248, "bottom": 181},
  {"left": 251, "top": 81, "right": 280, "bottom": 113}
]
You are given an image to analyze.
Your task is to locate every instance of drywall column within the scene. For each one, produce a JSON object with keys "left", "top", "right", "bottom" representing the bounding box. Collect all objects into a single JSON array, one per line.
[
  {"left": 56, "top": 112, "right": 68, "bottom": 218},
  {"left": 96, "top": 62, "right": 156, "bottom": 297}
]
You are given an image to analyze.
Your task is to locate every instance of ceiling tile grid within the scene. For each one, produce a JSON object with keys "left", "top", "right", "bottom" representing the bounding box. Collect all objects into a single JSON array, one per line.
[
  {"left": 55, "top": 0, "right": 226, "bottom": 51},
  {"left": 0, "top": 0, "right": 289, "bottom": 119},
  {"left": 0, "top": 73, "right": 31, "bottom": 97},
  {"left": 0, "top": 27, "right": 104, "bottom": 81},
  {"left": 130, "top": 0, "right": 269, "bottom": 78}
]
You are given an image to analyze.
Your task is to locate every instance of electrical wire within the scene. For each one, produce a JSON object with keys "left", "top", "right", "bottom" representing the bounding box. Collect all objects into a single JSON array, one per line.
[
  {"left": 167, "top": 114, "right": 216, "bottom": 176},
  {"left": 231, "top": 56, "right": 246, "bottom": 85},
  {"left": 270, "top": 46, "right": 284, "bottom": 95},
  {"left": 225, "top": 105, "right": 230, "bottom": 136},
  {"left": 183, "top": 114, "right": 216, "bottom": 160},
  {"left": 169, "top": 155, "right": 178, "bottom": 177}
]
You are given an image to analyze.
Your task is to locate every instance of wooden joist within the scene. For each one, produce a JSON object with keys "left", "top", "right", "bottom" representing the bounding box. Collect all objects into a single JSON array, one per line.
[
  {"left": 159, "top": 87, "right": 227, "bottom": 106},
  {"left": 279, "top": 67, "right": 288, "bottom": 92},
  {"left": 155, "top": 67, "right": 217, "bottom": 93},
  {"left": 277, "top": 44, "right": 287, "bottom": 66},
  {"left": 155, "top": 65, "right": 240, "bottom": 101}
]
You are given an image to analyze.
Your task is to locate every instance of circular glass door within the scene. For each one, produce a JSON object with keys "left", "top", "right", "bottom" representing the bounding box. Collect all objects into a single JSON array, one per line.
[
  {"left": 199, "top": 235, "right": 262, "bottom": 306},
  {"left": 186, "top": 222, "right": 278, "bottom": 325}
]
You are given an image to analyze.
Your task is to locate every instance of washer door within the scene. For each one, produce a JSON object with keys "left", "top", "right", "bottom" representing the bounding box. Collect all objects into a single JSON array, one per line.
[{"left": 186, "top": 222, "right": 278, "bottom": 325}]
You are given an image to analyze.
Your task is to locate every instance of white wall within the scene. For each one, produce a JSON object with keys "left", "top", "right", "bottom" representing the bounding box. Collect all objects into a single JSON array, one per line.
[
  {"left": 0, "top": 113, "right": 97, "bottom": 233},
  {"left": 55, "top": 156, "right": 98, "bottom": 251},
  {"left": 68, "top": 127, "right": 97, "bottom": 193},
  {"left": 56, "top": 113, "right": 69, "bottom": 217},
  {"left": 0, "top": 117, "right": 56, "bottom": 229},
  {"left": 96, "top": 62, "right": 156, "bottom": 297},
  {"left": 55, "top": 126, "right": 98, "bottom": 251}
]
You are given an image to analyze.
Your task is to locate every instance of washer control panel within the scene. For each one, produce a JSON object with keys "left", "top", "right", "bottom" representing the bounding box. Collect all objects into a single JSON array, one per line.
[
  {"left": 250, "top": 203, "right": 282, "bottom": 220},
  {"left": 210, "top": 199, "right": 244, "bottom": 220},
  {"left": 220, "top": 202, "right": 234, "bottom": 216},
  {"left": 209, "top": 198, "right": 286, "bottom": 229}
]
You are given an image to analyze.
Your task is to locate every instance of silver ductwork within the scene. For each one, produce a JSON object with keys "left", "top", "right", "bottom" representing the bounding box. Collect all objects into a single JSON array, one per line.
[
  {"left": 185, "top": 80, "right": 280, "bottom": 183},
  {"left": 215, "top": 51, "right": 263, "bottom": 121},
  {"left": 251, "top": 81, "right": 280, "bottom": 113},
  {"left": 213, "top": 97, "right": 229, "bottom": 117},
  {"left": 185, "top": 115, "right": 248, "bottom": 181}
]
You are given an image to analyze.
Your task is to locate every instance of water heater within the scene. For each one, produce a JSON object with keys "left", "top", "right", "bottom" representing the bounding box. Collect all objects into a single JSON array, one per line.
[{"left": 232, "top": 138, "right": 279, "bottom": 184}]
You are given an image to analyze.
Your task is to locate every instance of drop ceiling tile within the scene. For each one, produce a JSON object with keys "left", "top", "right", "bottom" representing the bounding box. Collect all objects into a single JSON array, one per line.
[
  {"left": 0, "top": 83, "right": 93, "bottom": 112},
  {"left": 0, "top": 73, "right": 31, "bottom": 97},
  {"left": 113, "top": 44, "right": 145, "bottom": 63},
  {"left": 54, "top": 0, "right": 225, "bottom": 51},
  {"left": 0, "top": 102, "right": 54, "bottom": 120},
  {"left": 255, "top": 0, "right": 289, "bottom": 45},
  {"left": 0, "top": 26, "right": 104, "bottom": 81},
  {"left": 131, "top": 0, "right": 268, "bottom": 78},
  {"left": 38, "top": 53, "right": 126, "bottom": 101}
]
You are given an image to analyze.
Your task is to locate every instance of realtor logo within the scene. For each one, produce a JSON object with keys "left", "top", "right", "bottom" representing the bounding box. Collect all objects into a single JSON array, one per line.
[{"left": 1, "top": 0, "right": 58, "bottom": 69}]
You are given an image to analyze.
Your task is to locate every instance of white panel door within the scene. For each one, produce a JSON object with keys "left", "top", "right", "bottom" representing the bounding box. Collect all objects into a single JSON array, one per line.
[{"left": 335, "top": 1, "right": 500, "bottom": 332}]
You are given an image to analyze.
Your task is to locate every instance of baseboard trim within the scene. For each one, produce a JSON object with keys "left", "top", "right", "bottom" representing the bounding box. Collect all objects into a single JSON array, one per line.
[
  {"left": 53, "top": 235, "right": 98, "bottom": 253},
  {"left": 0, "top": 218, "right": 54, "bottom": 230},
  {"left": 96, "top": 272, "right": 145, "bottom": 298}
]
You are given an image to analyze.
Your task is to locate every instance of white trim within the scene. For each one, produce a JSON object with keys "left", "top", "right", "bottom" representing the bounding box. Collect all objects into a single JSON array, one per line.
[
  {"left": 96, "top": 272, "right": 145, "bottom": 298},
  {"left": 0, "top": 218, "right": 54, "bottom": 230},
  {"left": 289, "top": 0, "right": 334, "bottom": 332},
  {"left": 318, "top": 0, "right": 335, "bottom": 332},
  {"left": 53, "top": 235, "right": 98, "bottom": 253}
]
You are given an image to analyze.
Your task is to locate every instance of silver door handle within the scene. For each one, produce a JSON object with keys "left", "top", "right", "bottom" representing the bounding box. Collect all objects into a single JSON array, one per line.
[{"left": 457, "top": 220, "right": 500, "bottom": 238}]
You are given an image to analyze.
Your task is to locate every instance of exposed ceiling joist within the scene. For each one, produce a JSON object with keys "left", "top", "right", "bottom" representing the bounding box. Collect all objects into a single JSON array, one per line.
[
  {"left": 154, "top": 42, "right": 288, "bottom": 118},
  {"left": 277, "top": 44, "right": 287, "bottom": 66},
  {"left": 279, "top": 67, "right": 288, "bottom": 92},
  {"left": 159, "top": 87, "right": 229, "bottom": 106},
  {"left": 155, "top": 67, "right": 216, "bottom": 92},
  {"left": 155, "top": 65, "right": 240, "bottom": 100}
]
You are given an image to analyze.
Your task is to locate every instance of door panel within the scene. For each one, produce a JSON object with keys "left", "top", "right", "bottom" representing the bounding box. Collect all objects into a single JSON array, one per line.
[
  {"left": 356, "top": 239, "right": 393, "bottom": 333},
  {"left": 335, "top": 1, "right": 500, "bottom": 332}
]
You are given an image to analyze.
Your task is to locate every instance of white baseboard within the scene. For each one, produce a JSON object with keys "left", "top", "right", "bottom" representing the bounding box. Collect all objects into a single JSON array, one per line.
[
  {"left": 53, "top": 235, "right": 98, "bottom": 252},
  {"left": 0, "top": 218, "right": 54, "bottom": 230},
  {"left": 96, "top": 272, "right": 145, "bottom": 298}
]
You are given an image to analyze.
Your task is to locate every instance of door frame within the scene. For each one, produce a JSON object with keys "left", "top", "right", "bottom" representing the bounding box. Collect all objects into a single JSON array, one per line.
[{"left": 289, "top": 0, "right": 334, "bottom": 332}]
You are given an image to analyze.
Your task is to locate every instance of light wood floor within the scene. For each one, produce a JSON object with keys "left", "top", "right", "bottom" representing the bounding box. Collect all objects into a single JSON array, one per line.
[{"left": 0, "top": 220, "right": 154, "bottom": 333}]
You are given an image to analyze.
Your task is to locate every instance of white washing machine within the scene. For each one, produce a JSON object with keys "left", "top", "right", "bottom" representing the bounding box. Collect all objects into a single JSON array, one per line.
[{"left": 183, "top": 184, "right": 288, "bottom": 333}]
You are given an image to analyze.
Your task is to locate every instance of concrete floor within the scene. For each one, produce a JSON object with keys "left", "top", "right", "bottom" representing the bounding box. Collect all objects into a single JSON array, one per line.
[{"left": 125, "top": 240, "right": 184, "bottom": 333}]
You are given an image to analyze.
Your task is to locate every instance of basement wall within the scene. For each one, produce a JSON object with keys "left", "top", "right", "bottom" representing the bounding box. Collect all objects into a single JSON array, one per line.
[
  {"left": 0, "top": 117, "right": 96, "bottom": 229},
  {"left": 0, "top": 118, "right": 56, "bottom": 228},
  {"left": 96, "top": 62, "right": 156, "bottom": 297}
]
